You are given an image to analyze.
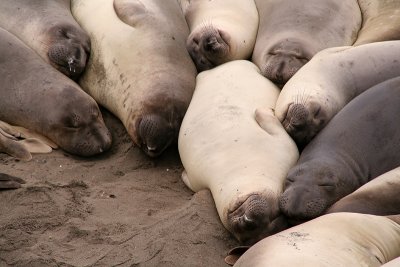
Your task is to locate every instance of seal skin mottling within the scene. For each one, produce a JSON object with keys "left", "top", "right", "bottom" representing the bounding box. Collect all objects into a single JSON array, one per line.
[
  {"left": 252, "top": 0, "right": 362, "bottom": 86},
  {"left": 279, "top": 77, "right": 400, "bottom": 222},
  {"left": 0, "top": 0, "right": 91, "bottom": 80},
  {"left": 0, "top": 28, "right": 111, "bottom": 157},
  {"left": 72, "top": 0, "right": 196, "bottom": 157}
]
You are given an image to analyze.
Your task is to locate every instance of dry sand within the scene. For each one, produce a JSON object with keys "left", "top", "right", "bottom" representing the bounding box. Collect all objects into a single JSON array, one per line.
[{"left": 0, "top": 109, "right": 238, "bottom": 267}]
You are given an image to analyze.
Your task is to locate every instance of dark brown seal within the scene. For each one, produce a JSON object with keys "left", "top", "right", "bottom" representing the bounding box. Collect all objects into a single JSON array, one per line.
[
  {"left": 0, "top": 27, "right": 111, "bottom": 157},
  {"left": 252, "top": 0, "right": 361, "bottom": 86},
  {"left": 0, "top": 0, "right": 90, "bottom": 80},
  {"left": 279, "top": 77, "right": 400, "bottom": 222}
]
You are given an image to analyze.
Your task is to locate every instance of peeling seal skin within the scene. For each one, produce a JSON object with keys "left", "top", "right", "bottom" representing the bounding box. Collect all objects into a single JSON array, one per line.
[{"left": 178, "top": 60, "right": 299, "bottom": 245}]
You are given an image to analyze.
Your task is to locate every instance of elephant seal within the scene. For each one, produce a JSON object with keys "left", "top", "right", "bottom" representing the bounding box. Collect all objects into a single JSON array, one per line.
[
  {"left": 179, "top": 60, "right": 299, "bottom": 244},
  {"left": 354, "top": 0, "right": 400, "bottom": 45},
  {"left": 275, "top": 41, "right": 400, "bottom": 148},
  {"left": 234, "top": 213, "right": 400, "bottom": 267},
  {"left": 0, "top": 0, "right": 90, "bottom": 80},
  {"left": 72, "top": 0, "right": 196, "bottom": 157},
  {"left": 279, "top": 77, "right": 400, "bottom": 222},
  {"left": 327, "top": 167, "right": 400, "bottom": 215},
  {"left": 0, "top": 27, "right": 111, "bottom": 157},
  {"left": 180, "top": 0, "right": 259, "bottom": 72},
  {"left": 252, "top": 0, "right": 361, "bottom": 86}
]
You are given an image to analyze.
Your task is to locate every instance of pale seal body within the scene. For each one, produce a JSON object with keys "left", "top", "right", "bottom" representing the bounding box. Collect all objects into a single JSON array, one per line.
[
  {"left": 234, "top": 213, "right": 400, "bottom": 267},
  {"left": 275, "top": 41, "right": 400, "bottom": 147},
  {"left": 181, "top": 0, "right": 259, "bottom": 72},
  {"left": 178, "top": 60, "right": 299, "bottom": 244},
  {"left": 72, "top": 0, "right": 196, "bottom": 157},
  {"left": 354, "top": 0, "right": 400, "bottom": 45},
  {"left": 0, "top": 0, "right": 90, "bottom": 80},
  {"left": 279, "top": 77, "right": 400, "bottom": 221},
  {"left": 252, "top": 0, "right": 361, "bottom": 85},
  {"left": 327, "top": 167, "right": 400, "bottom": 216},
  {"left": 382, "top": 257, "right": 400, "bottom": 267},
  {"left": 0, "top": 27, "right": 111, "bottom": 157}
]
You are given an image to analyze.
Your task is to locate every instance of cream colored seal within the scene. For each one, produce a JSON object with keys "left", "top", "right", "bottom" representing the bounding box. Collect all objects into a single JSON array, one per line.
[
  {"left": 234, "top": 213, "right": 400, "bottom": 267},
  {"left": 178, "top": 60, "right": 299, "bottom": 244},
  {"left": 72, "top": 0, "right": 197, "bottom": 157},
  {"left": 275, "top": 41, "right": 400, "bottom": 147},
  {"left": 181, "top": 0, "right": 258, "bottom": 72}
]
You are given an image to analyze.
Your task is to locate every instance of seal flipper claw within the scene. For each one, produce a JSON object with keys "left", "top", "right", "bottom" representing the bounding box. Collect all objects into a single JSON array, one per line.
[
  {"left": 138, "top": 114, "right": 174, "bottom": 157},
  {"left": 0, "top": 173, "right": 25, "bottom": 189}
]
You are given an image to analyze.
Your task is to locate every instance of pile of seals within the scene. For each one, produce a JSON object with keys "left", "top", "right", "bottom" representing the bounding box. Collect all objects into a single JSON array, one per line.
[{"left": 1, "top": 0, "right": 400, "bottom": 266}]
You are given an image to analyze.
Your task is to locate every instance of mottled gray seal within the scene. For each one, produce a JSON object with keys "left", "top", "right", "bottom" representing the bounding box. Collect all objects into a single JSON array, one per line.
[
  {"left": 234, "top": 213, "right": 400, "bottom": 267},
  {"left": 252, "top": 0, "right": 361, "bottom": 85},
  {"left": 275, "top": 41, "right": 400, "bottom": 148},
  {"left": 0, "top": 0, "right": 90, "bottom": 80},
  {"left": 279, "top": 77, "right": 400, "bottom": 221},
  {"left": 0, "top": 27, "right": 111, "bottom": 157},
  {"left": 72, "top": 0, "right": 196, "bottom": 157},
  {"left": 179, "top": 60, "right": 298, "bottom": 244},
  {"left": 180, "top": 0, "right": 259, "bottom": 72}
]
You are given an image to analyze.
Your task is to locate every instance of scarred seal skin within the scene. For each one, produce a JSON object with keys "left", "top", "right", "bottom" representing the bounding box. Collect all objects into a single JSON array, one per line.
[
  {"left": 279, "top": 77, "right": 400, "bottom": 222},
  {"left": 180, "top": 0, "right": 259, "bottom": 72},
  {"left": 179, "top": 60, "right": 299, "bottom": 244},
  {"left": 233, "top": 213, "right": 400, "bottom": 267},
  {"left": 72, "top": 0, "right": 196, "bottom": 157},
  {"left": 326, "top": 167, "right": 400, "bottom": 216},
  {"left": 354, "top": 0, "right": 400, "bottom": 45},
  {"left": 252, "top": 0, "right": 361, "bottom": 86},
  {"left": 275, "top": 41, "right": 400, "bottom": 148},
  {"left": 0, "top": 27, "right": 111, "bottom": 157},
  {"left": 0, "top": 0, "right": 90, "bottom": 80}
]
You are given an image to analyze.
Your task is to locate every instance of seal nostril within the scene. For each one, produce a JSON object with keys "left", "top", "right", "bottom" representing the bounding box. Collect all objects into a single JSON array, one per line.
[{"left": 138, "top": 114, "right": 174, "bottom": 157}]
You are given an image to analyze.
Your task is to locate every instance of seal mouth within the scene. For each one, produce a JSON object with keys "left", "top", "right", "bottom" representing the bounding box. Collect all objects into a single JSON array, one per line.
[
  {"left": 137, "top": 114, "right": 175, "bottom": 157},
  {"left": 187, "top": 26, "right": 230, "bottom": 72},
  {"left": 227, "top": 193, "right": 287, "bottom": 245}
]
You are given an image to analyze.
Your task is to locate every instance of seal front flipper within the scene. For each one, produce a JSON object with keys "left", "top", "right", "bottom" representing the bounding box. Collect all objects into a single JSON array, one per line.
[
  {"left": 113, "top": 0, "right": 149, "bottom": 27},
  {"left": 0, "top": 127, "right": 32, "bottom": 161},
  {"left": 0, "top": 173, "right": 25, "bottom": 189},
  {"left": 255, "top": 108, "right": 286, "bottom": 136}
]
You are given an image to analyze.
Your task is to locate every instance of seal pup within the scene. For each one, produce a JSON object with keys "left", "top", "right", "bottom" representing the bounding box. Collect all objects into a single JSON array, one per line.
[
  {"left": 179, "top": 60, "right": 299, "bottom": 244},
  {"left": 0, "top": 27, "right": 111, "bottom": 157},
  {"left": 0, "top": 0, "right": 90, "bottom": 80},
  {"left": 233, "top": 213, "right": 400, "bottom": 267},
  {"left": 275, "top": 41, "right": 400, "bottom": 147},
  {"left": 279, "top": 77, "right": 400, "bottom": 222},
  {"left": 252, "top": 0, "right": 361, "bottom": 86},
  {"left": 326, "top": 167, "right": 400, "bottom": 216},
  {"left": 354, "top": 0, "right": 400, "bottom": 45},
  {"left": 180, "top": 0, "right": 259, "bottom": 72},
  {"left": 72, "top": 0, "right": 196, "bottom": 157}
]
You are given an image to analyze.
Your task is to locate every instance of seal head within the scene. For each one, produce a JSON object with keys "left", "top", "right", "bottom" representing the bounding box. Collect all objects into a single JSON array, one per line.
[{"left": 47, "top": 23, "right": 90, "bottom": 81}]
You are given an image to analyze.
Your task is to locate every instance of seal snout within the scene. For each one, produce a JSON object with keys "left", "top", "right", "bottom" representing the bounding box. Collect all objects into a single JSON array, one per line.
[
  {"left": 137, "top": 114, "right": 175, "bottom": 157},
  {"left": 227, "top": 194, "right": 282, "bottom": 244},
  {"left": 261, "top": 54, "right": 307, "bottom": 85},
  {"left": 187, "top": 28, "right": 229, "bottom": 72}
]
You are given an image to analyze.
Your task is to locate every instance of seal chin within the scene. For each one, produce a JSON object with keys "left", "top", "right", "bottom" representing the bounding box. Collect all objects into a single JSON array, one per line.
[
  {"left": 187, "top": 27, "right": 230, "bottom": 72},
  {"left": 282, "top": 101, "right": 324, "bottom": 149},
  {"left": 261, "top": 54, "right": 308, "bottom": 86},
  {"left": 137, "top": 114, "right": 175, "bottom": 157},
  {"left": 279, "top": 187, "right": 329, "bottom": 221},
  {"left": 47, "top": 25, "right": 90, "bottom": 80},
  {"left": 227, "top": 194, "right": 287, "bottom": 245}
]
